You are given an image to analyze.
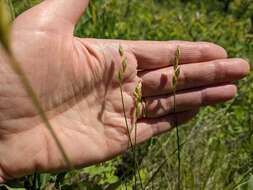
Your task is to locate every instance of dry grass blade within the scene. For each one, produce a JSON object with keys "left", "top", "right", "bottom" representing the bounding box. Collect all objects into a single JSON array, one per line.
[{"left": 0, "top": 0, "right": 72, "bottom": 170}]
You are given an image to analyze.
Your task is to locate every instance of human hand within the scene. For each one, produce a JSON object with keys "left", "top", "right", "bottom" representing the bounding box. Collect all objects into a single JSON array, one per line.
[{"left": 0, "top": 0, "right": 249, "bottom": 181}]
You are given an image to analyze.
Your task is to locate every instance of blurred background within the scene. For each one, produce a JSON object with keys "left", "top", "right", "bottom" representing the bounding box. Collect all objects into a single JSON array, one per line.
[{"left": 2, "top": 0, "right": 253, "bottom": 189}]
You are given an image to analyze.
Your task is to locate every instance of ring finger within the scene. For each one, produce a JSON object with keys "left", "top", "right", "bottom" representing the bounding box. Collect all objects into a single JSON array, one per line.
[{"left": 141, "top": 84, "right": 237, "bottom": 119}]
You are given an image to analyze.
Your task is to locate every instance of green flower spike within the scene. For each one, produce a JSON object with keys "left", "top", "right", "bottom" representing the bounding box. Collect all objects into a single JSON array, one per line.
[{"left": 134, "top": 81, "right": 143, "bottom": 119}]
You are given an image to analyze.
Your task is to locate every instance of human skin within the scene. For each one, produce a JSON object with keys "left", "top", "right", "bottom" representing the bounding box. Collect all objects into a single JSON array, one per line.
[{"left": 0, "top": 0, "right": 250, "bottom": 182}]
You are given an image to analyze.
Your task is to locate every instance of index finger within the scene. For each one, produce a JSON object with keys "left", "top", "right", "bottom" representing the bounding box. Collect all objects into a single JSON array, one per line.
[
  {"left": 126, "top": 40, "right": 228, "bottom": 70},
  {"left": 82, "top": 39, "right": 227, "bottom": 70}
]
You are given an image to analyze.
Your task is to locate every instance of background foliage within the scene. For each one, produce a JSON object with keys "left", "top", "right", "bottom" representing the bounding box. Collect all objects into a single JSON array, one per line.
[{"left": 1, "top": 0, "right": 253, "bottom": 189}]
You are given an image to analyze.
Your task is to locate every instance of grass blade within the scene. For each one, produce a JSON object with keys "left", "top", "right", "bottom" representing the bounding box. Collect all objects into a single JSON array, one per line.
[{"left": 0, "top": 0, "right": 72, "bottom": 171}]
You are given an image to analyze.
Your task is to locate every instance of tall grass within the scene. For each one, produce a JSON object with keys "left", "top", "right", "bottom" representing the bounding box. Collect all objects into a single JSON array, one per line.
[
  {"left": 117, "top": 45, "right": 144, "bottom": 190},
  {"left": 172, "top": 47, "right": 181, "bottom": 190}
]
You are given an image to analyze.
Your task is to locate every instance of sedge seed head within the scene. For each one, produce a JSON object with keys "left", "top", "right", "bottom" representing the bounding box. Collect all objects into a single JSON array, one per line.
[
  {"left": 134, "top": 81, "right": 143, "bottom": 118},
  {"left": 175, "top": 67, "right": 180, "bottom": 78},
  {"left": 134, "top": 81, "right": 142, "bottom": 102},
  {"left": 119, "top": 44, "right": 124, "bottom": 57},
  {"left": 174, "top": 47, "right": 181, "bottom": 69},
  {"left": 135, "top": 103, "right": 142, "bottom": 119},
  {"left": 117, "top": 70, "right": 123, "bottom": 83},
  {"left": 172, "top": 47, "right": 181, "bottom": 91},
  {"left": 176, "top": 47, "right": 181, "bottom": 62},
  {"left": 122, "top": 57, "right": 128, "bottom": 72}
]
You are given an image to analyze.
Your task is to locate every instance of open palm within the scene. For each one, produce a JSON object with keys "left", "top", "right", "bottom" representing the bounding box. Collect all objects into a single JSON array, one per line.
[{"left": 0, "top": 0, "right": 249, "bottom": 181}]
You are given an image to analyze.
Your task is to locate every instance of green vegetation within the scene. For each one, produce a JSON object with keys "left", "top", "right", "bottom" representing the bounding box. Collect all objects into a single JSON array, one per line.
[{"left": 1, "top": 0, "right": 253, "bottom": 189}]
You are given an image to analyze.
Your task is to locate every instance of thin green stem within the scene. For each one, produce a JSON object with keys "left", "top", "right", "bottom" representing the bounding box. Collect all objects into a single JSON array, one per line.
[
  {"left": 119, "top": 84, "right": 134, "bottom": 150},
  {"left": 134, "top": 123, "right": 137, "bottom": 189},
  {"left": 173, "top": 90, "right": 181, "bottom": 190},
  {"left": 134, "top": 123, "right": 144, "bottom": 190},
  {"left": 134, "top": 126, "right": 137, "bottom": 189},
  {"left": 119, "top": 83, "right": 144, "bottom": 189},
  {"left": 119, "top": 83, "right": 137, "bottom": 188}
]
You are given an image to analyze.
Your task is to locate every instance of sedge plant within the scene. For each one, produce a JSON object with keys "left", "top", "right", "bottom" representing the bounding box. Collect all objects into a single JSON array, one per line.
[
  {"left": 118, "top": 45, "right": 144, "bottom": 189},
  {"left": 117, "top": 45, "right": 137, "bottom": 188},
  {"left": 172, "top": 47, "right": 181, "bottom": 190},
  {"left": 143, "top": 47, "right": 182, "bottom": 189}
]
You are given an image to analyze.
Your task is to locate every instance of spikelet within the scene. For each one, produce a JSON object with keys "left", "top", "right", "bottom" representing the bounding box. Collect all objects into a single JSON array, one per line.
[
  {"left": 134, "top": 81, "right": 142, "bottom": 119},
  {"left": 172, "top": 47, "right": 181, "bottom": 91},
  {"left": 117, "top": 44, "right": 128, "bottom": 83}
]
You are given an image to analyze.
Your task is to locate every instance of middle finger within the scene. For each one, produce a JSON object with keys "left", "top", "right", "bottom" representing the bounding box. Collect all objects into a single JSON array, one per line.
[{"left": 139, "top": 58, "right": 249, "bottom": 97}]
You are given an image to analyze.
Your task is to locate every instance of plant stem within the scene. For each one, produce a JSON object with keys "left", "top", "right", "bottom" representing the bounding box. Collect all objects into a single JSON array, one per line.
[
  {"left": 119, "top": 84, "right": 134, "bottom": 150},
  {"left": 173, "top": 89, "right": 181, "bottom": 190},
  {"left": 172, "top": 47, "right": 181, "bottom": 190},
  {"left": 134, "top": 123, "right": 144, "bottom": 190},
  {"left": 7, "top": 53, "right": 72, "bottom": 170},
  {"left": 119, "top": 83, "right": 137, "bottom": 187},
  {"left": 119, "top": 84, "right": 144, "bottom": 189},
  {"left": 134, "top": 124, "right": 137, "bottom": 189}
]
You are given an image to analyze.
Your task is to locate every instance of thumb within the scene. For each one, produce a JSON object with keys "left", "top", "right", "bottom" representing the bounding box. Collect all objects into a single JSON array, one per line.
[
  {"left": 44, "top": 0, "right": 90, "bottom": 26},
  {"left": 14, "top": 0, "right": 90, "bottom": 32}
]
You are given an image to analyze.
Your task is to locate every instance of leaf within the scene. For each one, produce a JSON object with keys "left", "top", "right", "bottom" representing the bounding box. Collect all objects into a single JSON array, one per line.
[{"left": 248, "top": 175, "right": 253, "bottom": 190}]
